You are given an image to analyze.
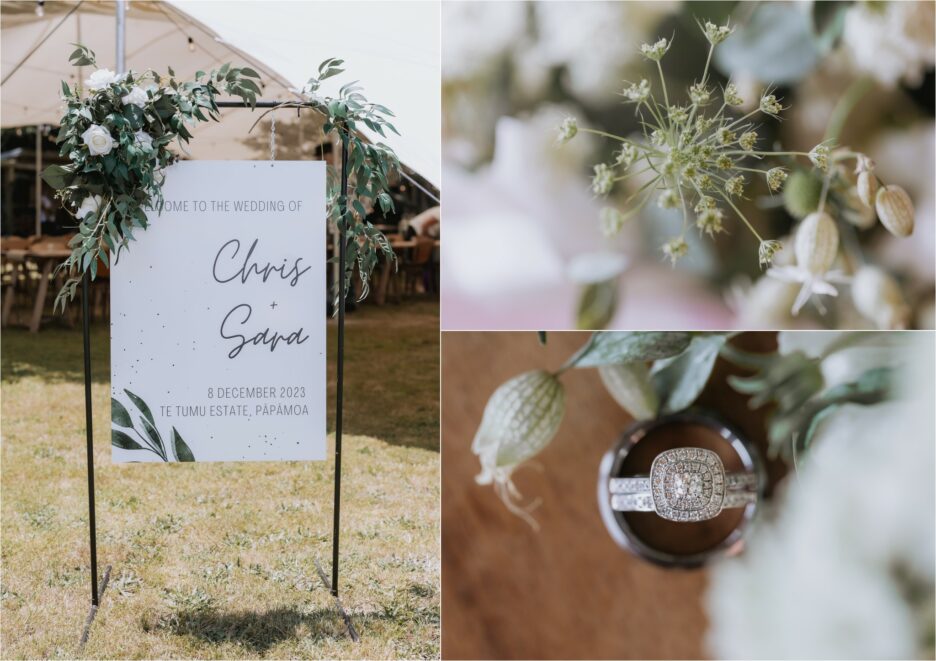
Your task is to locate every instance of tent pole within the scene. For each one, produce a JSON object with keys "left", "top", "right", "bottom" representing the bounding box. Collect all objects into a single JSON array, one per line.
[{"left": 34, "top": 127, "right": 42, "bottom": 236}]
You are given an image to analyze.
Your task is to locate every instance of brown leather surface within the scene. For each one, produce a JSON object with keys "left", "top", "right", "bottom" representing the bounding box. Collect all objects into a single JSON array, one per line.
[{"left": 441, "top": 331, "right": 784, "bottom": 660}]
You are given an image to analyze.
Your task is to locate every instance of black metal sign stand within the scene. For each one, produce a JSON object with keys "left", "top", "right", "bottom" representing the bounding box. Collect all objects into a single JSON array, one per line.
[{"left": 77, "top": 99, "right": 359, "bottom": 649}]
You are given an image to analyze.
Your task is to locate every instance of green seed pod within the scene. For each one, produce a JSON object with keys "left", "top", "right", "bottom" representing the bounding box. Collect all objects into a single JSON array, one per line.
[
  {"left": 783, "top": 169, "right": 823, "bottom": 220},
  {"left": 875, "top": 185, "right": 915, "bottom": 238},
  {"left": 472, "top": 370, "right": 565, "bottom": 482}
]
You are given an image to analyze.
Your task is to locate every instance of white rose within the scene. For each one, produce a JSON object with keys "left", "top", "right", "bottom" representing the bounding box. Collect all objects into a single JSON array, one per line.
[
  {"left": 75, "top": 195, "right": 102, "bottom": 219},
  {"left": 121, "top": 86, "right": 149, "bottom": 108},
  {"left": 84, "top": 68, "right": 121, "bottom": 91},
  {"left": 81, "top": 124, "right": 115, "bottom": 156},
  {"left": 134, "top": 130, "right": 154, "bottom": 150}
]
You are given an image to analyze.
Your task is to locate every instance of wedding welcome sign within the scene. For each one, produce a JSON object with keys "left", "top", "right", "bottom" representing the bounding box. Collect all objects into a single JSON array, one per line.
[{"left": 111, "top": 161, "right": 326, "bottom": 462}]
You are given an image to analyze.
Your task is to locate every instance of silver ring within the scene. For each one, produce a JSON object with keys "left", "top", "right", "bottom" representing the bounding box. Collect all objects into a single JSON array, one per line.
[{"left": 597, "top": 409, "right": 764, "bottom": 568}]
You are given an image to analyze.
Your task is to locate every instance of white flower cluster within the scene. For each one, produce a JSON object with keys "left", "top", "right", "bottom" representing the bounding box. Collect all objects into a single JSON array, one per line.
[
  {"left": 707, "top": 333, "right": 935, "bottom": 659},
  {"left": 556, "top": 20, "right": 840, "bottom": 269}
]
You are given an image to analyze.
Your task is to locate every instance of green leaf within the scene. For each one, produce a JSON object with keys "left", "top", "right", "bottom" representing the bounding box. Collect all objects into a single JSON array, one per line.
[
  {"left": 112, "top": 429, "right": 144, "bottom": 451},
  {"left": 172, "top": 428, "right": 195, "bottom": 462},
  {"left": 570, "top": 332, "right": 693, "bottom": 369},
  {"left": 537, "top": 331, "right": 547, "bottom": 346},
  {"left": 41, "top": 164, "right": 72, "bottom": 190},
  {"left": 124, "top": 389, "right": 155, "bottom": 426},
  {"left": 651, "top": 335, "right": 727, "bottom": 414},
  {"left": 575, "top": 280, "right": 617, "bottom": 330},
  {"left": 139, "top": 415, "right": 165, "bottom": 459}
]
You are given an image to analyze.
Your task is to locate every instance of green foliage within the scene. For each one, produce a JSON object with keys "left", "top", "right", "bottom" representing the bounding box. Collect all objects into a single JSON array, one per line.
[
  {"left": 47, "top": 45, "right": 403, "bottom": 314},
  {"left": 723, "top": 342, "right": 895, "bottom": 462},
  {"left": 575, "top": 280, "right": 618, "bottom": 330},
  {"left": 651, "top": 334, "right": 727, "bottom": 413},
  {"left": 111, "top": 389, "right": 195, "bottom": 462},
  {"left": 44, "top": 44, "right": 260, "bottom": 311},
  {"left": 297, "top": 60, "right": 402, "bottom": 309},
  {"left": 564, "top": 331, "right": 693, "bottom": 369}
]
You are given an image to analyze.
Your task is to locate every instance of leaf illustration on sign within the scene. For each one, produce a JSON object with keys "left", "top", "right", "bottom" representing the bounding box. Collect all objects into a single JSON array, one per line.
[{"left": 111, "top": 390, "right": 195, "bottom": 462}]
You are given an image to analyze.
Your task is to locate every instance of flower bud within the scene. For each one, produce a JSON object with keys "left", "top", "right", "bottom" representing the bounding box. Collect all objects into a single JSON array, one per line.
[
  {"left": 556, "top": 117, "right": 577, "bottom": 144},
  {"left": 783, "top": 170, "right": 823, "bottom": 219},
  {"left": 472, "top": 370, "right": 565, "bottom": 485},
  {"left": 640, "top": 38, "right": 670, "bottom": 61},
  {"left": 591, "top": 163, "right": 614, "bottom": 197},
  {"left": 599, "top": 363, "right": 659, "bottom": 421},
  {"left": 662, "top": 236, "right": 689, "bottom": 265},
  {"left": 599, "top": 207, "right": 625, "bottom": 237},
  {"left": 875, "top": 185, "right": 915, "bottom": 237},
  {"left": 851, "top": 265, "right": 909, "bottom": 330},
  {"left": 795, "top": 211, "right": 839, "bottom": 274},
  {"left": 856, "top": 171, "right": 878, "bottom": 208}
]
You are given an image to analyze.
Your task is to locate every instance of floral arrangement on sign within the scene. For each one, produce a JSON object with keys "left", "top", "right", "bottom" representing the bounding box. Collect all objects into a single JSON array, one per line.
[
  {"left": 556, "top": 19, "right": 917, "bottom": 325},
  {"left": 472, "top": 331, "right": 901, "bottom": 527},
  {"left": 42, "top": 45, "right": 400, "bottom": 312}
]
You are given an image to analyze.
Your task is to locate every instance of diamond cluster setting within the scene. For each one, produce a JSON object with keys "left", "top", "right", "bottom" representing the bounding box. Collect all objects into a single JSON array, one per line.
[{"left": 650, "top": 448, "right": 725, "bottom": 522}]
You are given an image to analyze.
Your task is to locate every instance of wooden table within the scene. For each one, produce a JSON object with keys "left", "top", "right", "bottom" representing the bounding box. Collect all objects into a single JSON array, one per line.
[
  {"left": 1, "top": 246, "right": 72, "bottom": 332},
  {"left": 441, "top": 332, "right": 786, "bottom": 660}
]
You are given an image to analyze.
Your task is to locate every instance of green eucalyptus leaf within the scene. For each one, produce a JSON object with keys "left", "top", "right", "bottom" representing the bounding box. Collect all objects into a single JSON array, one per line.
[
  {"left": 571, "top": 332, "right": 693, "bottom": 369},
  {"left": 651, "top": 335, "right": 727, "bottom": 414},
  {"left": 172, "top": 428, "right": 195, "bottom": 462},
  {"left": 124, "top": 389, "right": 155, "bottom": 427},
  {"left": 575, "top": 280, "right": 617, "bottom": 330},
  {"left": 112, "top": 429, "right": 144, "bottom": 451}
]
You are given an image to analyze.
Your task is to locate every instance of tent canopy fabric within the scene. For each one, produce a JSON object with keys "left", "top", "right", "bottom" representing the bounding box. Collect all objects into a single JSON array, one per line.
[{"left": 0, "top": 1, "right": 440, "bottom": 186}]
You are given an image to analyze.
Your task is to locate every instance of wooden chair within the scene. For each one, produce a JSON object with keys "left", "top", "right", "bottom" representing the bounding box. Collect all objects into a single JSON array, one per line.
[{"left": 399, "top": 236, "right": 435, "bottom": 296}]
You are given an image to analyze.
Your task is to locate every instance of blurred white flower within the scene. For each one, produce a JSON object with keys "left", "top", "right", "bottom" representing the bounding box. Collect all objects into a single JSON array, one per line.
[
  {"left": 441, "top": 2, "right": 526, "bottom": 81},
  {"left": 707, "top": 334, "right": 934, "bottom": 660},
  {"left": 121, "top": 86, "right": 148, "bottom": 108},
  {"left": 84, "top": 68, "right": 121, "bottom": 90},
  {"left": 843, "top": 0, "right": 936, "bottom": 88},
  {"left": 532, "top": 1, "right": 677, "bottom": 102},
  {"left": 75, "top": 195, "right": 102, "bottom": 219},
  {"left": 566, "top": 251, "right": 627, "bottom": 284}
]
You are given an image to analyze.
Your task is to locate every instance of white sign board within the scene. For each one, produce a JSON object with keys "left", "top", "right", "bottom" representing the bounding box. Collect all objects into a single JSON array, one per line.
[{"left": 110, "top": 161, "right": 326, "bottom": 462}]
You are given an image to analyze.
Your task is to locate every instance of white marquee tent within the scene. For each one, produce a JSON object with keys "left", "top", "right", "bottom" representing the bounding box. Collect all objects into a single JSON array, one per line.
[{"left": 0, "top": 0, "right": 440, "bottom": 186}]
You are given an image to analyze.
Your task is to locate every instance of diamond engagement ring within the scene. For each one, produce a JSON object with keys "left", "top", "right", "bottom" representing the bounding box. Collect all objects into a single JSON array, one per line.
[
  {"left": 608, "top": 447, "right": 757, "bottom": 522},
  {"left": 598, "top": 409, "right": 764, "bottom": 568}
]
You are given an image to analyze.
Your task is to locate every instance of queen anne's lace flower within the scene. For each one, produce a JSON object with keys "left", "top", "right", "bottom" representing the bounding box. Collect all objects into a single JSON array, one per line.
[
  {"left": 572, "top": 20, "right": 859, "bottom": 268},
  {"left": 766, "top": 167, "right": 788, "bottom": 192},
  {"left": 640, "top": 37, "right": 670, "bottom": 61},
  {"left": 556, "top": 116, "right": 578, "bottom": 144},
  {"left": 739, "top": 131, "right": 758, "bottom": 152},
  {"left": 623, "top": 79, "right": 650, "bottom": 103},
  {"left": 689, "top": 82, "right": 711, "bottom": 106},
  {"left": 725, "top": 175, "right": 746, "bottom": 197},
  {"left": 702, "top": 20, "right": 734, "bottom": 46},
  {"left": 614, "top": 144, "right": 638, "bottom": 168},
  {"left": 696, "top": 208, "right": 725, "bottom": 238},
  {"left": 591, "top": 163, "right": 614, "bottom": 196},
  {"left": 662, "top": 236, "right": 689, "bottom": 265},
  {"left": 599, "top": 207, "right": 626, "bottom": 237},
  {"left": 809, "top": 143, "right": 831, "bottom": 171},
  {"left": 723, "top": 82, "right": 743, "bottom": 106},
  {"left": 759, "top": 93, "right": 783, "bottom": 115}
]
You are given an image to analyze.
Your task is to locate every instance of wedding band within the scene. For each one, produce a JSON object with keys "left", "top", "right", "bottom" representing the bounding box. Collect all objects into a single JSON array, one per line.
[
  {"left": 608, "top": 448, "right": 757, "bottom": 522},
  {"left": 597, "top": 409, "right": 764, "bottom": 568}
]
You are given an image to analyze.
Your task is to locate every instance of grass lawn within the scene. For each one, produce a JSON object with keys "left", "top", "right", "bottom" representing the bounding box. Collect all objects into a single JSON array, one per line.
[{"left": 0, "top": 300, "right": 440, "bottom": 659}]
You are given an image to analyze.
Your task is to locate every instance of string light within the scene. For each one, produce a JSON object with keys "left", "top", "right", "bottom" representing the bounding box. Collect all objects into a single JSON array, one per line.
[
  {"left": 187, "top": 36, "right": 195, "bottom": 52},
  {"left": 35, "top": 0, "right": 44, "bottom": 17}
]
